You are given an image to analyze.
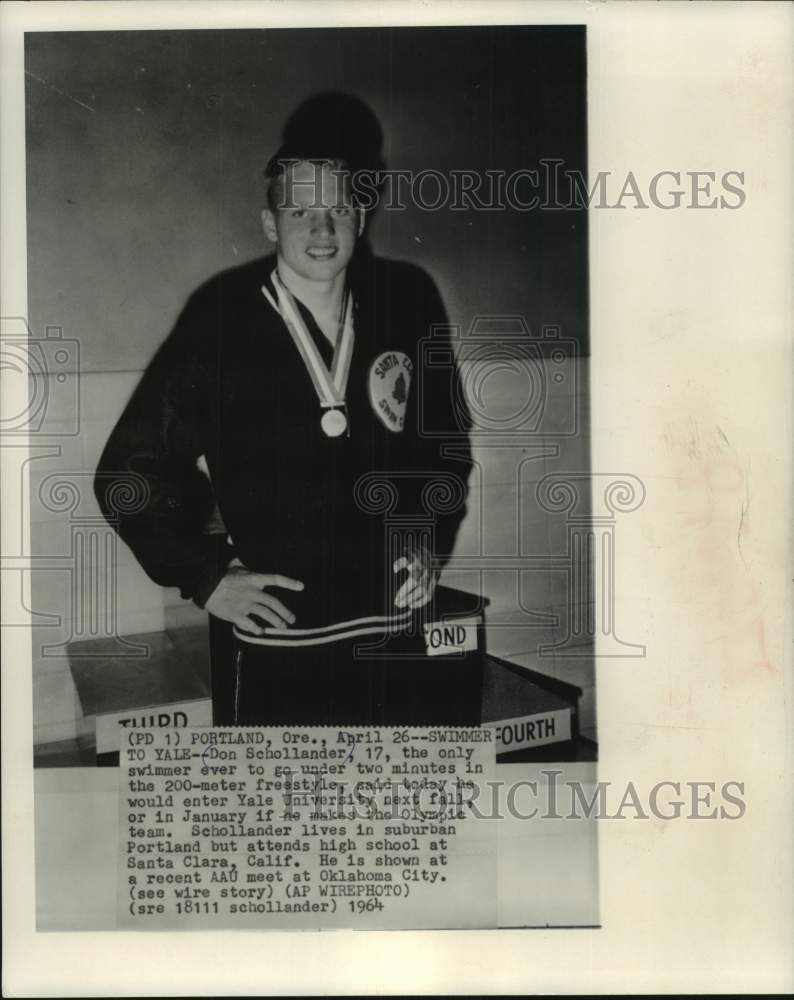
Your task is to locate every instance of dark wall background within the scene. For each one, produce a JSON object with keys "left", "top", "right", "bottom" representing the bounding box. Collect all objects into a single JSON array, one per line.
[{"left": 25, "top": 26, "right": 588, "bottom": 372}]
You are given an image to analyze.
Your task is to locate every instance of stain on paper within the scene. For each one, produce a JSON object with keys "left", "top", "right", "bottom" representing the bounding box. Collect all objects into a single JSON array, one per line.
[{"left": 663, "top": 417, "right": 775, "bottom": 683}]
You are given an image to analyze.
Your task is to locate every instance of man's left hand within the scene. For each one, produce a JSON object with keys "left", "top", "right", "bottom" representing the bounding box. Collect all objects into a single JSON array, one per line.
[{"left": 393, "top": 545, "right": 438, "bottom": 609}]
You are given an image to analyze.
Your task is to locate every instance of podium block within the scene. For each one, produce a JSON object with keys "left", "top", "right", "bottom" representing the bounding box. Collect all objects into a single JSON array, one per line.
[
  {"left": 481, "top": 657, "right": 581, "bottom": 763},
  {"left": 68, "top": 626, "right": 211, "bottom": 766}
]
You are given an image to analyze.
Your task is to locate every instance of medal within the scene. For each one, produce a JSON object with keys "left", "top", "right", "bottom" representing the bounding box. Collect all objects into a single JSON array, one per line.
[
  {"left": 321, "top": 408, "right": 348, "bottom": 437},
  {"left": 262, "top": 269, "right": 354, "bottom": 436}
]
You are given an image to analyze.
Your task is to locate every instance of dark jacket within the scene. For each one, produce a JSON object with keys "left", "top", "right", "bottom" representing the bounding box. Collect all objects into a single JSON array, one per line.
[{"left": 95, "top": 252, "right": 472, "bottom": 627}]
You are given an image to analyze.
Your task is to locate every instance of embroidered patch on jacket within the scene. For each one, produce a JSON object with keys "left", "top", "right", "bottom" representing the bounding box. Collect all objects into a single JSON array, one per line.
[{"left": 368, "top": 351, "right": 413, "bottom": 432}]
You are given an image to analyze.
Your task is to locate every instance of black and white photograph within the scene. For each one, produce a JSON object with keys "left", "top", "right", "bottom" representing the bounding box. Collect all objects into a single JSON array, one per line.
[
  {"left": 22, "top": 23, "right": 597, "bottom": 931},
  {"left": 2, "top": 0, "right": 791, "bottom": 995}
]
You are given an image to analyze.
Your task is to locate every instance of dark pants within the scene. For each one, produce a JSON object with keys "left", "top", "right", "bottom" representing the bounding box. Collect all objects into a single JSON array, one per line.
[{"left": 208, "top": 614, "right": 483, "bottom": 727}]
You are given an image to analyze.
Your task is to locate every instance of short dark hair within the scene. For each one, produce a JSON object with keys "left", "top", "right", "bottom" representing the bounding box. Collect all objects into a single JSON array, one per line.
[
  {"left": 264, "top": 153, "right": 352, "bottom": 212},
  {"left": 266, "top": 94, "right": 386, "bottom": 213}
]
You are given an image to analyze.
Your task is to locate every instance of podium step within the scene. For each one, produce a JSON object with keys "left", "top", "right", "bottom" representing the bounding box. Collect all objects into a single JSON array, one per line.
[{"left": 482, "top": 655, "right": 581, "bottom": 762}]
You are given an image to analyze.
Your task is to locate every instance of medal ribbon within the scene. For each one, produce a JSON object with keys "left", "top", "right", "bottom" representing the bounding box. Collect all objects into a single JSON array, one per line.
[{"left": 261, "top": 268, "right": 354, "bottom": 411}]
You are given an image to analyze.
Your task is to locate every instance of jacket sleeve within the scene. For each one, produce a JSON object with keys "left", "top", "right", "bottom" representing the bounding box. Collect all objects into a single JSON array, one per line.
[
  {"left": 94, "top": 288, "right": 233, "bottom": 607},
  {"left": 406, "top": 270, "right": 473, "bottom": 566}
]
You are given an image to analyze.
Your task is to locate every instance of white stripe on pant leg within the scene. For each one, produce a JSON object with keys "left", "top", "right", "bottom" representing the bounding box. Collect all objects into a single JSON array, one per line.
[{"left": 233, "top": 648, "right": 243, "bottom": 723}]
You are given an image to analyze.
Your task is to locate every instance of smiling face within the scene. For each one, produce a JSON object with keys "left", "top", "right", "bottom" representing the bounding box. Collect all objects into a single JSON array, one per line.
[{"left": 262, "top": 160, "right": 363, "bottom": 286}]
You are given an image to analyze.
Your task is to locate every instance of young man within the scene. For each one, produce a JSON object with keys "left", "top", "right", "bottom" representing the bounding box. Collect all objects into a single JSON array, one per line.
[{"left": 96, "top": 146, "right": 476, "bottom": 726}]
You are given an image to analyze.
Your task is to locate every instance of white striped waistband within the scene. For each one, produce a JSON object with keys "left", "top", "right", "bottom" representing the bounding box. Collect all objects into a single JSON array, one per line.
[{"left": 232, "top": 608, "right": 415, "bottom": 647}]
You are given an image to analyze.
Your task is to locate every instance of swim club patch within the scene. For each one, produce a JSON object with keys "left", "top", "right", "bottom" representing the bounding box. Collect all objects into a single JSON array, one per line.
[{"left": 368, "top": 351, "right": 413, "bottom": 432}]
